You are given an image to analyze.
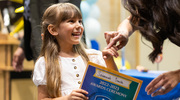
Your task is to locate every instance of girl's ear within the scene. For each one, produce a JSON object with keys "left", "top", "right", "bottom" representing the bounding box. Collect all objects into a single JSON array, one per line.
[{"left": 47, "top": 24, "right": 58, "bottom": 36}]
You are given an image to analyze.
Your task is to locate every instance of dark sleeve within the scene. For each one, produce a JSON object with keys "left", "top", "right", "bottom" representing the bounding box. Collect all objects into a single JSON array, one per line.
[
  {"left": 29, "top": 0, "right": 58, "bottom": 61},
  {"left": 19, "top": 37, "right": 24, "bottom": 49},
  {"left": 23, "top": 0, "right": 33, "bottom": 60}
]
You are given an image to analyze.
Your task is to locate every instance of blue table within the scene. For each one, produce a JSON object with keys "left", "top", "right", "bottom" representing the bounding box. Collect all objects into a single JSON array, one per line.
[{"left": 119, "top": 69, "right": 180, "bottom": 100}]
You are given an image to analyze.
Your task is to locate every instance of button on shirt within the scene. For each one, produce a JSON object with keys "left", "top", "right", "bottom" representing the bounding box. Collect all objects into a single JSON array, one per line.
[{"left": 60, "top": 56, "right": 86, "bottom": 96}]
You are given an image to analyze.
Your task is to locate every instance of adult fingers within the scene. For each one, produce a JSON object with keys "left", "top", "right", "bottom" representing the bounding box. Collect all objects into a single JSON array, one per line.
[
  {"left": 146, "top": 74, "right": 163, "bottom": 91},
  {"left": 152, "top": 79, "right": 179, "bottom": 97},
  {"left": 116, "top": 34, "right": 128, "bottom": 50},
  {"left": 104, "top": 32, "right": 112, "bottom": 45},
  {"left": 146, "top": 74, "right": 164, "bottom": 94},
  {"left": 147, "top": 79, "right": 165, "bottom": 95},
  {"left": 109, "top": 34, "right": 124, "bottom": 50},
  {"left": 151, "top": 85, "right": 171, "bottom": 97},
  {"left": 16, "top": 63, "right": 23, "bottom": 72},
  {"left": 105, "top": 31, "right": 119, "bottom": 49},
  {"left": 14, "top": 59, "right": 23, "bottom": 72},
  {"left": 12, "top": 55, "right": 18, "bottom": 70}
]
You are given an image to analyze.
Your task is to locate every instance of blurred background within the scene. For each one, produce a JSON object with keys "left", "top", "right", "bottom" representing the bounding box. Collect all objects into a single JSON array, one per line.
[{"left": 0, "top": 0, "right": 179, "bottom": 100}]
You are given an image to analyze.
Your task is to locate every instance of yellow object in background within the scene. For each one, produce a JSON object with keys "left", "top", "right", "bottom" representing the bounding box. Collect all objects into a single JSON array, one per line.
[
  {"left": 15, "top": 6, "right": 24, "bottom": 13},
  {"left": 10, "top": 0, "right": 23, "bottom": 4},
  {"left": 114, "top": 57, "right": 131, "bottom": 70},
  {"left": 10, "top": 6, "right": 24, "bottom": 36},
  {"left": 10, "top": 17, "right": 24, "bottom": 36}
]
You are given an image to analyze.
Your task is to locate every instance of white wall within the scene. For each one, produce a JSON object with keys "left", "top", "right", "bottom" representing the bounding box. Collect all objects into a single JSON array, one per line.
[{"left": 139, "top": 37, "right": 180, "bottom": 71}]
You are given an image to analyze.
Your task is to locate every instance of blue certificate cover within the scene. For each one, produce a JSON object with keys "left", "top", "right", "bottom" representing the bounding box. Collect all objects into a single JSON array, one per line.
[{"left": 80, "top": 62, "right": 143, "bottom": 100}]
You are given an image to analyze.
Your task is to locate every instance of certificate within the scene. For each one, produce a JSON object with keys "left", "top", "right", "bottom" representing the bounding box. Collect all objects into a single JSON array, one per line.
[{"left": 80, "top": 62, "right": 143, "bottom": 100}]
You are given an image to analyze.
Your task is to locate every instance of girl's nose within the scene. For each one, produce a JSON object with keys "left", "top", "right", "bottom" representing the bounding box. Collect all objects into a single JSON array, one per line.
[
  {"left": 75, "top": 25, "right": 83, "bottom": 31},
  {"left": 75, "top": 22, "right": 83, "bottom": 28},
  {"left": 76, "top": 21, "right": 81, "bottom": 26},
  {"left": 75, "top": 23, "right": 83, "bottom": 32},
  {"left": 78, "top": 28, "right": 81, "bottom": 32}
]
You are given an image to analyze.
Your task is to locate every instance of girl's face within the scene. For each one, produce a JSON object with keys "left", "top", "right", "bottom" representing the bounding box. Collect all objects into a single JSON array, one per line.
[{"left": 56, "top": 18, "right": 84, "bottom": 45}]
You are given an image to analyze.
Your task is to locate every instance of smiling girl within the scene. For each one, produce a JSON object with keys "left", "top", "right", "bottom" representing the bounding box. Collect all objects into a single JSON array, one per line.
[{"left": 32, "top": 3, "right": 118, "bottom": 100}]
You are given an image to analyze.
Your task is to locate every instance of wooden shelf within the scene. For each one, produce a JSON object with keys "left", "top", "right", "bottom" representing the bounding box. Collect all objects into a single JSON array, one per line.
[
  {"left": 0, "top": 33, "right": 21, "bottom": 100},
  {"left": 0, "top": 66, "right": 33, "bottom": 71},
  {"left": 0, "top": 34, "right": 20, "bottom": 45}
]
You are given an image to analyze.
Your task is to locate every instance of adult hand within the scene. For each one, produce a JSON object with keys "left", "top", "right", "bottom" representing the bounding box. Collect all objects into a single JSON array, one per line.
[
  {"left": 12, "top": 47, "right": 25, "bottom": 72},
  {"left": 104, "top": 31, "right": 129, "bottom": 51},
  {"left": 145, "top": 69, "right": 180, "bottom": 97},
  {"left": 67, "top": 89, "right": 88, "bottom": 100},
  {"left": 104, "top": 16, "right": 134, "bottom": 50}
]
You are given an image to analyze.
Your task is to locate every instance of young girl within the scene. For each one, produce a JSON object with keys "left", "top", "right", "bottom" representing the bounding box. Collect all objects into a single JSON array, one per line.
[{"left": 32, "top": 3, "right": 118, "bottom": 100}]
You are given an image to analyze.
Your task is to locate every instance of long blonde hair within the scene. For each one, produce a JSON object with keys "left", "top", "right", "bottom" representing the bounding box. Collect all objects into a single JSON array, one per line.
[{"left": 40, "top": 3, "right": 89, "bottom": 98}]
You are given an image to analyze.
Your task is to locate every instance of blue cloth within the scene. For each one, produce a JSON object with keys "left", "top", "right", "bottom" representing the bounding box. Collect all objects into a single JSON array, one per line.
[{"left": 119, "top": 69, "right": 180, "bottom": 100}]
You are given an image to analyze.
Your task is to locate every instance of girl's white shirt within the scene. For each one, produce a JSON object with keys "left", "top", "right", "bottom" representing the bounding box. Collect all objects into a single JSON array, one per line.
[{"left": 32, "top": 49, "right": 106, "bottom": 96}]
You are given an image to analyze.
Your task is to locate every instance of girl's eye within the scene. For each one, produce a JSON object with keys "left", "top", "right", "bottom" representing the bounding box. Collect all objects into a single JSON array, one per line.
[
  {"left": 68, "top": 20, "right": 75, "bottom": 23},
  {"left": 79, "top": 20, "right": 82, "bottom": 24}
]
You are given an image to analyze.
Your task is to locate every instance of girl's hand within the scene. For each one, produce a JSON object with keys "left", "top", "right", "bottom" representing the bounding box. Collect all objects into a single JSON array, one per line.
[
  {"left": 67, "top": 89, "right": 88, "bottom": 100},
  {"left": 102, "top": 46, "right": 119, "bottom": 60},
  {"left": 102, "top": 46, "right": 119, "bottom": 71}
]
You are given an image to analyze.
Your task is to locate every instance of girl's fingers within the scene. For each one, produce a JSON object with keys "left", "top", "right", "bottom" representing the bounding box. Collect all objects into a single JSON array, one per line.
[
  {"left": 75, "top": 89, "right": 88, "bottom": 95},
  {"left": 110, "top": 46, "right": 119, "bottom": 57},
  {"left": 71, "top": 89, "right": 88, "bottom": 100}
]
